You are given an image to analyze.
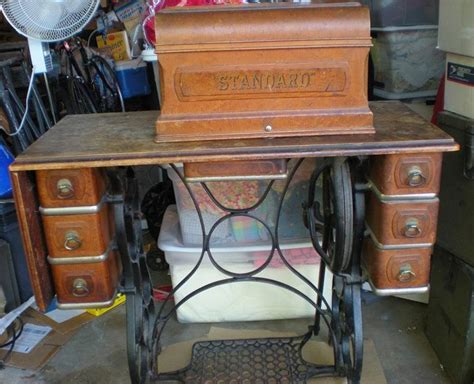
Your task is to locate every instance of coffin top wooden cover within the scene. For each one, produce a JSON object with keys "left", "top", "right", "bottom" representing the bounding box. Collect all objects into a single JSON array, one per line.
[{"left": 155, "top": 2, "right": 371, "bottom": 52}]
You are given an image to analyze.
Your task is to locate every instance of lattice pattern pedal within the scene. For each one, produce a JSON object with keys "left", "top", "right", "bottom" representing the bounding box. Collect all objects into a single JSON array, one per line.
[{"left": 158, "top": 336, "right": 329, "bottom": 384}]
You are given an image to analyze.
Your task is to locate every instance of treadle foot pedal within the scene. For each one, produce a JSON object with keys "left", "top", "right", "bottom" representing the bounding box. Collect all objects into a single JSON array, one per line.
[{"left": 157, "top": 336, "right": 335, "bottom": 383}]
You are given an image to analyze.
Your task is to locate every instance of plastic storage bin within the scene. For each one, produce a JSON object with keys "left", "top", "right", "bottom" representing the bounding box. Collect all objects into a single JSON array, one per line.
[
  {"left": 158, "top": 206, "right": 333, "bottom": 323},
  {"left": 0, "top": 142, "right": 14, "bottom": 198},
  {"left": 115, "top": 59, "right": 151, "bottom": 99},
  {"left": 166, "top": 159, "right": 317, "bottom": 245},
  {"left": 0, "top": 201, "right": 32, "bottom": 302},
  {"left": 371, "top": 27, "right": 445, "bottom": 99},
  {"left": 361, "top": 0, "right": 439, "bottom": 28}
]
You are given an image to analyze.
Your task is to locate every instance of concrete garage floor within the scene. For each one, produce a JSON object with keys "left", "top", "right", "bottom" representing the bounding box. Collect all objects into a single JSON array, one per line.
[{"left": 1, "top": 290, "right": 452, "bottom": 384}]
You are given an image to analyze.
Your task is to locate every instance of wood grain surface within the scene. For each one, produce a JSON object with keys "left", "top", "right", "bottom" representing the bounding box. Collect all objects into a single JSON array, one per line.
[
  {"left": 369, "top": 152, "right": 443, "bottom": 196},
  {"left": 10, "top": 102, "right": 459, "bottom": 172},
  {"left": 366, "top": 193, "right": 440, "bottom": 246},
  {"left": 11, "top": 171, "right": 53, "bottom": 311},
  {"left": 362, "top": 239, "right": 432, "bottom": 289},
  {"left": 51, "top": 250, "right": 121, "bottom": 304},
  {"left": 36, "top": 168, "right": 106, "bottom": 208},
  {"left": 184, "top": 159, "right": 288, "bottom": 179},
  {"left": 42, "top": 204, "right": 112, "bottom": 258},
  {"left": 155, "top": 3, "right": 373, "bottom": 140}
]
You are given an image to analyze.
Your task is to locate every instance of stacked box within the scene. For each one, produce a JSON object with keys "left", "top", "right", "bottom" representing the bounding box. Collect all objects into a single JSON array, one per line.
[
  {"left": 445, "top": 54, "right": 474, "bottom": 119},
  {"left": 429, "top": 110, "right": 474, "bottom": 383},
  {"left": 438, "top": 0, "right": 474, "bottom": 58},
  {"left": 438, "top": 0, "right": 474, "bottom": 119},
  {"left": 436, "top": 111, "right": 474, "bottom": 267},
  {"left": 425, "top": 246, "right": 474, "bottom": 384}
]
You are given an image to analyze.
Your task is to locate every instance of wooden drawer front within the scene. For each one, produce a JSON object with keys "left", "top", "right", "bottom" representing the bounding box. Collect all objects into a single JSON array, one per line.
[
  {"left": 362, "top": 239, "right": 431, "bottom": 289},
  {"left": 51, "top": 250, "right": 120, "bottom": 305},
  {"left": 42, "top": 205, "right": 113, "bottom": 257},
  {"left": 37, "top": 168, "right": 106, "bottom": 208},
  {"left": 366, "top": 193, "right": 439, "bottom": 246},
  {"left": 369, "top": 153, "right": 442, "bottom": 196},
  {"left": 184, "top": 159, "right": 288, "bottom": 181}
]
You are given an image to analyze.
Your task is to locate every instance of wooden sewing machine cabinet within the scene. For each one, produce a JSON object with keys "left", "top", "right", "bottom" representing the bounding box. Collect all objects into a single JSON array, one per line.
[{"left": 10, "top": 101, "right": 458, "bottom": 383}]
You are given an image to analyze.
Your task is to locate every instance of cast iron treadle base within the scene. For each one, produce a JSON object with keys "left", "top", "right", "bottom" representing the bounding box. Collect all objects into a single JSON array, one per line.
[{"left": 157, "top": 335, "right": 336, "bottom": 383}]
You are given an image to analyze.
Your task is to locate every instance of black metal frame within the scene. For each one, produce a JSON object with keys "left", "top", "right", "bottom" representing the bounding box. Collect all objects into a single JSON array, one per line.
[
  {"left": 110, "top": 157, "right": 368, "bottom": 384},
  {"left": 108, "top": 168, "right": 156, "bottom": 382}
]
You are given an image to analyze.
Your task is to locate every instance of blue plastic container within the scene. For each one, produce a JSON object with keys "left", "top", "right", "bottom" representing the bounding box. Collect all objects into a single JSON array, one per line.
[
  {"left": 115, "top": 59, "right": 151, "bottom": 99},
  {"left": 0, "top": 142, "right": 14, "bottom": 198}
]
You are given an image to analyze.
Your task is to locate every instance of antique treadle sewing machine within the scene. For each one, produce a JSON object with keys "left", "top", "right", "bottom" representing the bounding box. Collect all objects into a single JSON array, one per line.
[{"left": 10, "top": 2, "right": 458, "bottom": 384}]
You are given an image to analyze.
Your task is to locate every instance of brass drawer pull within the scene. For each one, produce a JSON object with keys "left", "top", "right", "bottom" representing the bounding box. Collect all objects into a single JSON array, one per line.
[
  {"left": 407, "top": 167, "right": 427, "bottom": 187},
  {"left": 397, "top": 265, "right": 416, "bottom": 283},
  {"left": 64, "top": 231, "right": 82, "bottom": 251},
  {"left": 404, "top": 220, "right": 422, "bottom": 238},
  {"left": 57, "top": 178, "right": 75, "bottom": 198},
  {"left": 72, "top": 278, "right": 89, "bottom": 297}
]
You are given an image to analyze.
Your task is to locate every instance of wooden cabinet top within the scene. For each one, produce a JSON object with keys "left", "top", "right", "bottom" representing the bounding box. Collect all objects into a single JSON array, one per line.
[
  {"left": 155, "top": 2, "right": 371, "bottom": 52},
  {"left": 11, "top": 101, "right": 459, "bottom": 172},
  {"left": 154, "top": 2, "right": 373, "bottom": 142}
]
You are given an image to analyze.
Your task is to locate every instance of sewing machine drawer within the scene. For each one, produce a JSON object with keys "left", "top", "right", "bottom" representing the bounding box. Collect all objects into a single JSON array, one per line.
[
  {"left": 154, "top": 3, "right": 373, "bottom": 142},
  {"left": 36, "top": 168, "right": 106, "bottom": 208},
  {"left": 369, "top": 153, "right": 442, "bottom": 197},
  {"left": 42, "top": 204, "right": 113, "bottom": 257},
  {"left": 366, "top": 194, "right": 439, "bottom": 246},
  {"left": 362, "top": 239, "right": 431, "bottom": 290},
  {"left": 183, "top": 159, "right": 288, "bottom": 181},
  {"left": 50, "top": 250, "right": 121, "bottom": 306}
]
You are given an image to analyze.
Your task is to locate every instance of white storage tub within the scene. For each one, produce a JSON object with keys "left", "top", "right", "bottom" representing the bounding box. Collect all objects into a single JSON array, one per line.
[{"left": 158, "top": 206, "right": 333, "bottom": 323}]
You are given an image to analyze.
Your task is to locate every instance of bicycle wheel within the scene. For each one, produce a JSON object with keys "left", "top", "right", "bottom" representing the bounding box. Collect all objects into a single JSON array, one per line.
[
  {"left": 89, "top": 55, "right": 125, "bottom": 113},
  {"left": 70, "top": 76, "right": 98, "bottom": 114}
]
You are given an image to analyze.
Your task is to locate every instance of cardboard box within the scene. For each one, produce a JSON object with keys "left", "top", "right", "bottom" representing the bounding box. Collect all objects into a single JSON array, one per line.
[
  {"left": 114, "top": 0, "right": 146, "bottom": 24},
  {"left": 445, "top": 53, "right": 474, "bottom": 119},
  {"left": 97, "top": 31, "right": 132, "bottom": 61},
  {"left": 438, "top": 0, "right": 474, "bottom": 57},
  {"left": 86, "top": 293, "right": 126, "bottom": 316},
  {"left": 1, "top": 308, "right": 94, "bottom": 370}
]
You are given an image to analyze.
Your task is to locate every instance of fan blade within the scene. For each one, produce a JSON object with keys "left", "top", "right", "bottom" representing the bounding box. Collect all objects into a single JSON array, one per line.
[
  {"left": 1, "top": 0, "right": 100, "bottom": 42},
  {"left": 65, "top": 0, "right": 91, "bottom": 13}
]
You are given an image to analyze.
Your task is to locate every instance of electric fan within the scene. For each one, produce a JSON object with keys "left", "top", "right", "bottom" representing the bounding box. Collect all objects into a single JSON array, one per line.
[{"left": 1, "top": 0, "right": 100, "bottom": 74}]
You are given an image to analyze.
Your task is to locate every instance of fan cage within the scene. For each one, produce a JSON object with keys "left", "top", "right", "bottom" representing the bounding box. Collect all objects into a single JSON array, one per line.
[{"left": 1, "top": 0, "right": 100, "bottom": 42}]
